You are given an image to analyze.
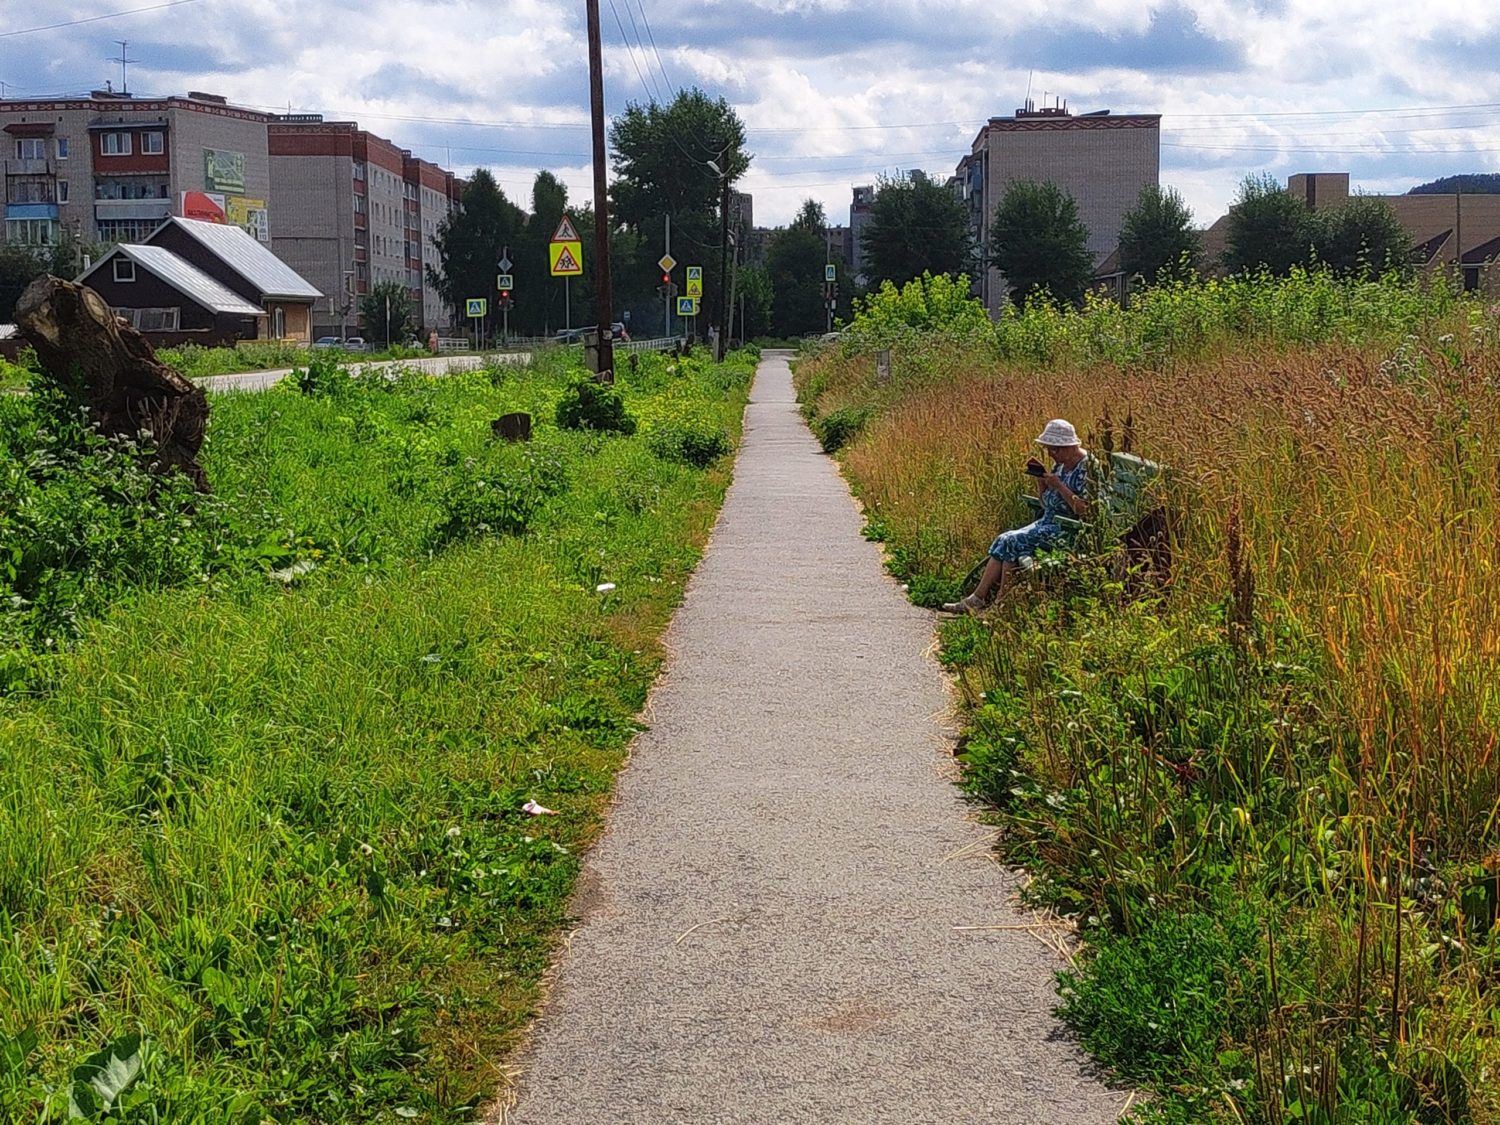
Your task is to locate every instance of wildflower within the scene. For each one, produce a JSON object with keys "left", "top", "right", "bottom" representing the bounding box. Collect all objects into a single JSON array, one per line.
[{"left": 359, "top": 843, "right": 373, "bottom": 856}]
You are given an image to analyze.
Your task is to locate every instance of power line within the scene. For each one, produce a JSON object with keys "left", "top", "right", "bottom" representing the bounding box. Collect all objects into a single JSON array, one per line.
[
  {"left": 632, "top": 0, "right": 675, "bottom": 96},
  {"left": 0, "top": 0, "right": 203, "bottom": 39},
  {"left": 606, "top": 0, "right": 659, "bottom": 104}
]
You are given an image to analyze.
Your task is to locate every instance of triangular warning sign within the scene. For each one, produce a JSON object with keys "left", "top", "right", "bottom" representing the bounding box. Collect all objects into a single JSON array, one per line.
[
  {"left": 552, "top": 216, "right": 581, "bottom": 243},
  {"left": 553, "top": 245, "right": 581, "bottom": 274}
]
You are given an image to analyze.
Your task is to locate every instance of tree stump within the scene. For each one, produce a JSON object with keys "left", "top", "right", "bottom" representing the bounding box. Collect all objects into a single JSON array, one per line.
[
  {"left": 492, "top": 412, "right": 533, "bottom": 442},
  {"left": 16, "top": 275, "right": 211, "bottom": 491}
]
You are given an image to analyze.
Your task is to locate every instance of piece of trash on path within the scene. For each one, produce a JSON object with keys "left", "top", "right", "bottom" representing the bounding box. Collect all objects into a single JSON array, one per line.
[
  {"left": 523, "top": 799, "right": 558, "bottom": 816},
  {"left": 596, "top": 582, "right": 617, "bottom": 593}
]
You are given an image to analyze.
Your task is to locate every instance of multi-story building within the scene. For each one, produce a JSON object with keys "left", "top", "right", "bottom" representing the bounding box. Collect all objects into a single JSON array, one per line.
[
  {"left": 268, "top": 117, "right": 461, "bottom": 338},
  {"left": 956, "top": 101, "right": 1160, "bottom": 310},
  {"left": 1, "top": 90, "right": 274, "bottom": 250},
  {"left": 849, "top": 185, "right": 875, "bottom": 284}
]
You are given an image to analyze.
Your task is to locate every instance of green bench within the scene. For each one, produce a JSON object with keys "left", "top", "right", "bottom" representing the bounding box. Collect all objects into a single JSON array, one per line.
[{"left": 962, "top": 451, "right": 1172, "bottom": 591}]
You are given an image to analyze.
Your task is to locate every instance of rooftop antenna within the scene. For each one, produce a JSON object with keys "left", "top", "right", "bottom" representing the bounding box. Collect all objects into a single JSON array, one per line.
[
  {"left": 108, "top": 40, "right": 137, "bottom": 94},
  {"left": 1024, "top": 70, "right": 1034, "bottom": 112}
]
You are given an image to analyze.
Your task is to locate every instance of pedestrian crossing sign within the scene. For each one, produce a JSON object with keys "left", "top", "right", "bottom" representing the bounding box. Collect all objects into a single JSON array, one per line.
[
  {"left": 466, "top": 298, "right": 487, "bottom": 318},
  {"left": 549, "top": 240, "right": 583, "bottom": 277},
  {"left": 685, "top": 265, "right": 703, "bottom": 298},
  {"left": 677, "top": 296, "right": 699, "bottom": 317}
]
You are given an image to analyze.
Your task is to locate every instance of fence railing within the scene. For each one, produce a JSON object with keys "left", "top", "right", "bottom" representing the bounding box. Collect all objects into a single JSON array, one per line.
[{"left": 615, "top": 336, "right": 683, "bottom": 354}]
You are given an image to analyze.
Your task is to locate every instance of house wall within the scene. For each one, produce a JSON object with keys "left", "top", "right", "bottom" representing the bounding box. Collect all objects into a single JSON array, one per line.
[{"left": 83, "top": 258, "right": 222, "bottom": 333}]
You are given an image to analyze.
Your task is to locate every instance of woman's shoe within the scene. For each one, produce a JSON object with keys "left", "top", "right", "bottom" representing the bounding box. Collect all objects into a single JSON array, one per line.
[{"left": 940, "top": 593, "right": 988, "bottom": 615}]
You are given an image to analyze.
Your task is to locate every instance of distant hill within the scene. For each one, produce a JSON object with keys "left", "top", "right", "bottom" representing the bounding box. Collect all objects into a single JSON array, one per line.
[{"left": 1409, "top": 174, "right": 1500, "bottom": 195}]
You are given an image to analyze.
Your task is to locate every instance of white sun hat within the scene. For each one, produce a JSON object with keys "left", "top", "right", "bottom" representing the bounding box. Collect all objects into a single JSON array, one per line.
[{"left": 1035, "top": 418, "right": 1080, "bottom": 447}]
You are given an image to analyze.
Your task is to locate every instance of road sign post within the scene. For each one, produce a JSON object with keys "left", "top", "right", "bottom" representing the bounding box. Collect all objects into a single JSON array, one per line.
[
  {"left": 550, "top": 217, "right": 584, "bottom": 334},
  {"left": 466, "top": 297, "right": 487, "bottom": 350}
]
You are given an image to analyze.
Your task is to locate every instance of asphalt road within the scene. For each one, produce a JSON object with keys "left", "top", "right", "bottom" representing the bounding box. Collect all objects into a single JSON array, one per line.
[
  {"left": 196, "top": 351, "right": 527, "bottom": 393},
  {"left": 501, "top": 351, "right": 1124, "bottom": 1124}
]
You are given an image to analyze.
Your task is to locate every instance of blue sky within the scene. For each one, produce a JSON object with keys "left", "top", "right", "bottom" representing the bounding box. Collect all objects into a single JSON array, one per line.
[{"left": 3, "top": 0, "right": 1499, "bottom": 228}]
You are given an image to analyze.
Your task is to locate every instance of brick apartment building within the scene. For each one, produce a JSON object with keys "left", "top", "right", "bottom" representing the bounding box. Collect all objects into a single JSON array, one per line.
[
  {"left": 1, "top": 90, "right": 273, "bottom": 250},
  {"left": 268, "top": 118, "right": 461, "bottom": 338},
  {"left": 954, "top": 102, "right": 1160, "bottom": 311},
  {"left": 1201, "top": 172, "right": 1500, "bottom": 294}
]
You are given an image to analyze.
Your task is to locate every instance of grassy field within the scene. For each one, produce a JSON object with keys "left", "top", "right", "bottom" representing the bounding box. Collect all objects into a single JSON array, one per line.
[
  {"left": 798, "top": 273, "right": 1499, "bottom": 1123},
  {"left": 0, "top": 346, "right": 753, "bottom": 1120}
]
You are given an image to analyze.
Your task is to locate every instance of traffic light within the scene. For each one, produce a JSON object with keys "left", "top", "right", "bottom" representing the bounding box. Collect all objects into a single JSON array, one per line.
[{"left": 662, "top": 271, "right": 671, "bottom": 286}]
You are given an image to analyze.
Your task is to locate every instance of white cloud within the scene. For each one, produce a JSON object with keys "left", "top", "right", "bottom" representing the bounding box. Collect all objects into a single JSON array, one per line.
[{"left": 4, "top": 0, "right": 1500, "bottom": 227}]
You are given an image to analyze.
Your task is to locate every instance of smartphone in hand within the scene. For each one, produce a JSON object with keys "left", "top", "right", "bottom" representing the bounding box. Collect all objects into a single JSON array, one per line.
[{"left": 1024, "top": 457, "right": 1046, "bottom": 477}]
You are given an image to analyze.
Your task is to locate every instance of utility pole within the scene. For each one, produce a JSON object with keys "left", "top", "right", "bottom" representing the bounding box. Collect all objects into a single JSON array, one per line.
[
  {"left": 717, "top": 169, "right": 731, "bottom": 360},
  {"left": 664, "top": 214, "right": 672, "bottom": 339},
  {"left": 585, "top": 0, "right": 615, "bottom": 377}
]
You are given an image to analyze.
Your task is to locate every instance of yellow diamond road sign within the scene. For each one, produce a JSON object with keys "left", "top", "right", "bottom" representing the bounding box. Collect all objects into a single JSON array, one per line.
[
  {"left": 658, "top": 253, "right": 676, "bottom": 273},
  {"left": 549, "top": 241, "right": 583, "bottom": 277}
]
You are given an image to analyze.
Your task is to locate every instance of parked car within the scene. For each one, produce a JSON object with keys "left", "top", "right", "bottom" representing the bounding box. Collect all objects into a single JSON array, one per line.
[
  {"left": 553, "top": 324, "right": 630, "bottom": 344},
  {"left": 312, "top": 336, "right": 369, "bottom": 352},
  {"left": 312, "top": 336, "right": 342, "bottom": 349},
  {"left": 342, "top": 337, "right": 368, "bottom": 352}
]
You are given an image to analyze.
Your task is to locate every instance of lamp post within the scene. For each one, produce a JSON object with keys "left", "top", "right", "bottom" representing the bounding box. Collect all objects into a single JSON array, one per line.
[{"left": 708, "top": 155, "right": 731, "bottom": 361}]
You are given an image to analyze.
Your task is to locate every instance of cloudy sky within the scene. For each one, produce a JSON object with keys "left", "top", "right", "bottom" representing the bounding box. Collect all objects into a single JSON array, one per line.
[{"left": 4, "top": 0, "right": 1499, "bottom": 228}]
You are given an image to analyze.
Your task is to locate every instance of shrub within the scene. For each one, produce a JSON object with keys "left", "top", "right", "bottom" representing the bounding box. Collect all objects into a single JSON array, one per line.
[
  {"left": 811, "top": 405, "right": 869, "bottom": 453},
  {"left": 555, "top": 377, "right": 636, "bottom": 435},
  {"left": 429, "top": 444, "right": 566, "bottom": 546},
  {"left": 291, "top": 353, "right": 352, "bottom": 397},
  {"left": 647, "top": 420, "right": 732, "bottom": 468}
]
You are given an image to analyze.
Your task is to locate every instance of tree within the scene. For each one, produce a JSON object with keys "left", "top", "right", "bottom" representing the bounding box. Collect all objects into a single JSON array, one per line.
[
  {"left": 0, "top": 230, "right": 99, "bottom": 321},
  {"left": 513, "top": 171, "right": 569, "bottom": 336},
  {"left": 734, "top": 263, "right": 774, "bottom": 340},
  {"left": 1313, "top": 196, "right": 1414, "bottom": 279},
  {"left": 610, "top": 89, "right": 750, "bottom": 337},
  {"left": 359, "top": 280, "right": 415, "bottom": 347},
  {"left": 428, "top": 169, "right": 526, "bottom": 334},
  {"left": 1224, "top": 173, "right": 1315, "bottom": 276},
  {"left": 988, "top": 181, "right": 1094, "bottom": 306},
  {"left": 1118, "top": 185, "right": 1201, "bottom": 285},
  {"left": 766, "top": 201, "right": 829, "bottom": 337},
  {"left": 860, "top": 171, "right": 972, "bottom": 287}
]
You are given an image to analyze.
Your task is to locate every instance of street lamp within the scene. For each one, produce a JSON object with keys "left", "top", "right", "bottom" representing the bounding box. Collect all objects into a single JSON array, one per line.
[{"left": 707, "top": 155, "right": 730, "bottom": 361}]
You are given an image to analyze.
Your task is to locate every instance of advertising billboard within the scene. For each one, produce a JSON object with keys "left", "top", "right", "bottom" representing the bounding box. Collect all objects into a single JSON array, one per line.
[
  {"left": 180, "top": 191, "right": 227, "bottom": 223},
  {"left": 227, "top": 196, "right": 270, "bottom": 242},
  {"left": 203, "top": 149, "right": 246, "bottom": 194}
]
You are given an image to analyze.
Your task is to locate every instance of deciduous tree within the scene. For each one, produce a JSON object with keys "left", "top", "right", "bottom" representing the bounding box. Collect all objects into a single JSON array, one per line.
[
  {"left": 1224, "top": 173, "right": 1315, "bottom": 276},
  {"left": 767, "top": 201, "right": 829, "bottom": 337},
  {"left": 988, "top": 181, "right": 1094, "bottom": 306},
  {"left": 861, "top": 172, "right": 972, "bottom": 287},
  {"left": 1313, "top": 195, "right": 1414, "bottom": 279},
  {"left": 428, "top": 169, "right": 526, "bottom": 333},
  {"left": 359, "top": 280, "right": 415, "bottom": 347},
  {"left": 1119, "top": 185, "right": 1201, "bottom": 285}
]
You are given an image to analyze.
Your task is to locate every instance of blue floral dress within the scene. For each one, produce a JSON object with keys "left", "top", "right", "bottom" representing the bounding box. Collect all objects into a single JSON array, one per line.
[{"left": 988, "top": 456, "right": 1092, "bottom": 564}]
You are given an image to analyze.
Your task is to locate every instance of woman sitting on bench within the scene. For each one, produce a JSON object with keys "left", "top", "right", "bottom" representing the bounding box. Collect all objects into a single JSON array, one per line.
[{"left": 942, "top": 419, "right": 1093, "bottom": 615}]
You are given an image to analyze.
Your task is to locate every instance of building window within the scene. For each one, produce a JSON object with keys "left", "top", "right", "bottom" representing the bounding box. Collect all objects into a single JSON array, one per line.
[
  {"left": 4, "top": 218, "right": 56, "bottom": 246},
  {"left": 15, "top": 138, "right": 45, "bottom": 161},
  {"left": 272, "top": 307, "right": 286, "bottom": 339},
  {"left": 96, "top": 218, "right": 160, "bottom": 244},
  {"left": 113, "top": 257, "right": 137, "bottom": 282},
  {"left": 56, "top": 180, "right": 69, "bottom": 204},
  {"left": 137, "top": 308, "right": 180, "bottom": 332},
  {"left": 56, "top": 137, "right": 69, "bottom": 160},
  {"left": 141, "top": 132, "right": 164, "bottom": 155},
  {"left": 101, "top": 132, "right": 133, "bottom": 156}
]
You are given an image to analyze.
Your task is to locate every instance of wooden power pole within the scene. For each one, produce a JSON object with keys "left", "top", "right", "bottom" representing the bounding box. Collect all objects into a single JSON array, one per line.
[{"left": 585, "top": 0, "right": 615, "bottom": 378}]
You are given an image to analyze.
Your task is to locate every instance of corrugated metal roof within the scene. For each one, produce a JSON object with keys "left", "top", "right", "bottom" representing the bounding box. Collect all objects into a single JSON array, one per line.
[
  {"left": 79, "top": 245, "right": 265, "bottom": 317},
  {"left": 158, "top": 217, "right": 323, "bottom": 301}
]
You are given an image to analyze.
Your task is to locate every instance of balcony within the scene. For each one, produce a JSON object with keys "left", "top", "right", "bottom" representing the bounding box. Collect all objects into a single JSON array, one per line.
[
  {"left": 93, "top": 198, "right": 172, "bottom": 222},
  {"left": 5, "top": 202, "right": 59, "bottom": 221},
  {"left": 5, "top": 158, "right": 56, "bottom": 177}
]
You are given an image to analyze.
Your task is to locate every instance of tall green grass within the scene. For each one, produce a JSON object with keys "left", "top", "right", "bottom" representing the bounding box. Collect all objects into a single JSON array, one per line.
[
  {"left": 0, "top": 347, "right": 753, "bottom": 1120},
  {"left": 801, "top": 272, "right": 1500, "bottom": 1123}
]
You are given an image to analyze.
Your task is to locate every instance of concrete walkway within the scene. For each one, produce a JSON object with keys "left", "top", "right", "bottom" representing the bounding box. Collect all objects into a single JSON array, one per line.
[
  {"left": 503, "top": 351, "right": 1122, "bottom": 1124},
  {"left": 197, "top": 352, "right": 521, "bottom": 394}
]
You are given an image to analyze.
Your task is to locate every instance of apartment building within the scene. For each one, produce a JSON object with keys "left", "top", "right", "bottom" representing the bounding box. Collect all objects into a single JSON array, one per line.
[
  {"left": 0, "top": 90, "right": 273, "bottom": 249},
  {"left": 955, "top": 102, "right": 1160, "bottom": 310},
  {"left": 268, "top": 117, "right": 461, "bottom": 337}
]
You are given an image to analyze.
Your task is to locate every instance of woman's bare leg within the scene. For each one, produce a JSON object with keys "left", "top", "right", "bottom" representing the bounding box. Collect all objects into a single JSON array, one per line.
[{"left": 973, "top": 558, "right": 1013, "bottom": 603}]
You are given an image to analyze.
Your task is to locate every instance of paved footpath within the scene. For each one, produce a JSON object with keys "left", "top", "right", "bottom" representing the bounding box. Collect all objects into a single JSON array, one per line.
[
  {"left": 503, "top": 351, "right": 1123, "bottom": 1124},
  {"left": 196, "top": 351, "right": 523, "bottom": 394}
]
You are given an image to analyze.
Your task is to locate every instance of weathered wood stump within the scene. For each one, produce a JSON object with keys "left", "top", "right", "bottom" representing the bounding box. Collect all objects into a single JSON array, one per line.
[
  {"left": 16, "top": 275, "right": 211, "bottom": 490},
  {"left": 492, "top": 412, "right": 533, "bottom": 442}
]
